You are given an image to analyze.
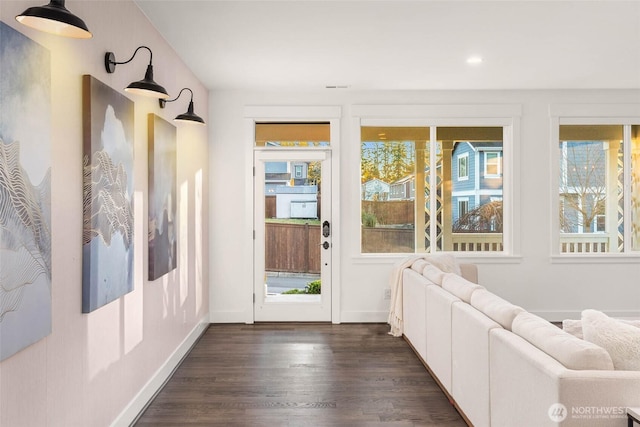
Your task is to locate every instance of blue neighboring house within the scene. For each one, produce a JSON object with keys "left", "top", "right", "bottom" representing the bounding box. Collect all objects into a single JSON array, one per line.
[{"left": 451, "top": 142, "right": 503, "bottom": 225}]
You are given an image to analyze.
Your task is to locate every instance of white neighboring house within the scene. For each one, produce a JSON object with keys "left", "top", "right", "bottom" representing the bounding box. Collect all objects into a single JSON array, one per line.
[
  {"left": 275, "top": 185, "right": 318, "bottom": 219},
  {"left": 362, "top": 178, "right": 390, "bottom": 201}
]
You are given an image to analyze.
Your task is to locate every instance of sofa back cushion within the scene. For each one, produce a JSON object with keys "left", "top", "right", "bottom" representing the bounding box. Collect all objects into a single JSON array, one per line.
[
  {"left": 512, "top": 312, "right": 614, "bottom": 370},
  {"left": 442, "top": 273, "right": 484, "bottom": 303},
  {"left": 422, "top": 264, "right": 445, "bottom": 286},
  {"left": 410, "top": 258, "right": 429, "bottom": 274},
  {"left": 470, "top": 289, "right": 525, "bottom": 331}
]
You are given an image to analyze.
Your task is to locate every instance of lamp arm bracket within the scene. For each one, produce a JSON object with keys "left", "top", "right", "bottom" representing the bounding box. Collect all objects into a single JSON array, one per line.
[
  {"left": 159, "top": 87, "right": 194, "bottom": 108},
  {"left": 105, "top": 46, "right": 153, "bottom": 74}
]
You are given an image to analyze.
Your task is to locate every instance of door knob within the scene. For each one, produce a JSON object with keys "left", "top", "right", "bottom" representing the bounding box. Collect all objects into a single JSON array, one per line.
[{"left": 321, "top": 241, "right": 330, "bottom": 249}]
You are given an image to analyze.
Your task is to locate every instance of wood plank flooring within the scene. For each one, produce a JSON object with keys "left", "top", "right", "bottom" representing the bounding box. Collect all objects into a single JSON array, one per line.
[{"left": 135, "top": 323, "right": 467, "bottom": 427}]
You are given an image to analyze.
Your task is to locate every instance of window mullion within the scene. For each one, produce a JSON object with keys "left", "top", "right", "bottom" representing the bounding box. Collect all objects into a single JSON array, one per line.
[
  {"left": 623, "top": 125, "right": 632, "bottom": 252},
  {"left": 429, "top": 126, "right": 437, "bottom": 253}
]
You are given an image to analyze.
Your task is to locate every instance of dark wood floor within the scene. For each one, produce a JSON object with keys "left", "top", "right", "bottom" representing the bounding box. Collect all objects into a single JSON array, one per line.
[{"left": 135, "top": 323, "right": 467, "bottom": 426}]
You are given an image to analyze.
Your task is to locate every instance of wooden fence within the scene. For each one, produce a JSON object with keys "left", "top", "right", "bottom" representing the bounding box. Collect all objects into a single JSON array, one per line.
[
  {"left": 362, "top": 200, "right": 414, "bottom": 225},
  {"left": 265, "top": 222, "right": 321, "bottom": 273},
  {"left": 361, "top": 227, "right": 415, "bottom": 253}
]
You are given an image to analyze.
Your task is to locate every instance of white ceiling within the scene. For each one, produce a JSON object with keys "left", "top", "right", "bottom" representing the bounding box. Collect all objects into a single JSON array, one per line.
[{"left": 135, "top": 0, "right": 640, "bottom": 91}]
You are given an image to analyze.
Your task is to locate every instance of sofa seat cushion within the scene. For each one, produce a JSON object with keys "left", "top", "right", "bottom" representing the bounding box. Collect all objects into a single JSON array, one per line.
[
  {"left": 470, "top": 289, "right": 525, "bottom": 331},
  {"left": 582, "top": 309, "right": 640, "bottom": 371},
  {"left": 512, "top": 312, "right": 614, "bottom": 370},
  {"left": 442, "top": 273, "right": 484, "bottom": 303}
]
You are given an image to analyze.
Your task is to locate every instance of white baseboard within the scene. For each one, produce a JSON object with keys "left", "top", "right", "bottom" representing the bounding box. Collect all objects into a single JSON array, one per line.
[
  {"left": 339, "top": 311, "right": 388, "bottom": 323},
  {"left": 210, "top": 310, "right": 251, "bottom": 323},
  {"left": 111, "top": 318, "right": 209, "bottom": 427},
  {"left": 532, "top": 309, "right": 640, "bottom": 322}
]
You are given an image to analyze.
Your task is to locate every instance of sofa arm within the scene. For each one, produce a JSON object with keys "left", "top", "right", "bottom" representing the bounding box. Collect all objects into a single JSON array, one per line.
[
  {"left": 459, "top": 263, "right": 478, "bottom": 283},
  {"left": 490, "top": 328, "right": 640, "bottom": 427}
]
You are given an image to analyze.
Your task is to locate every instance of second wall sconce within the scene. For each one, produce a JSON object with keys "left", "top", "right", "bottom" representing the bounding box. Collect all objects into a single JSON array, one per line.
[
  {"left": 159, "top": 88, "right": 205, "bottom": 125},
  {"left": 104, "top": 46, "right": 169, "bottom": 99},
  {"left": 16, "top": 0, "right": 92, "bottom": 39}
]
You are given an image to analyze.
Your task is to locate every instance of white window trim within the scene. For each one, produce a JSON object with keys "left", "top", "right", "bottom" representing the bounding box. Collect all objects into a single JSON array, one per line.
[
  {"left": 243, "top": 105, "right": 343, "bottom": 322},
  {"left": 352, "top": 104, "right": 522, "bottom": 261},
  {"left": 550, "top": 103, "right": 640, "bottom": 263}
]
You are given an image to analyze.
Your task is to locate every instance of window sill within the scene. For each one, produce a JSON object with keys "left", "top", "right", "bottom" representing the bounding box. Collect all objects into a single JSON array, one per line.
[
  {"left": 551, "top": 254, "right": 640, "bottom": 264},
  {"left": 352, "top": 253, "right": 522, "bottom": 264}
]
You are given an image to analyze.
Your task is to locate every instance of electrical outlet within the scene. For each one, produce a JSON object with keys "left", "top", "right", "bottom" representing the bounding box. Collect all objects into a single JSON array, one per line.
[{"left": 384, "top": 288, "right": 391, "bottom": 300}]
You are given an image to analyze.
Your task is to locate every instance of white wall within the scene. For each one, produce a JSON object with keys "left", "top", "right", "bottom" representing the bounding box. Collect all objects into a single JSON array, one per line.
[
  {"left": 0, "top": 2, "right": 209, "bottom": 426},
  {"left": 209, "top": 89, "right": 640, "bottom": 324}
]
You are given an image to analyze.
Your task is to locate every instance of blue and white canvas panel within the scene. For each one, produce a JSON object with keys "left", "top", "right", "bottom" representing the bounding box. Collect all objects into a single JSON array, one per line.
[
  {"left": 82, "top": 75, "right": 134, "bottom": 313},
  {"left": 148, "top": 114, "right": 177, "bottom": 280},
  {"left": 0, "top": 22, "right": 52, "bottom": 361}
]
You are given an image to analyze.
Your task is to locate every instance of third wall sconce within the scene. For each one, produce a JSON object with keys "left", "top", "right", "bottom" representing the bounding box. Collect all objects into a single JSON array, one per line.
[{"left": 159, "top": 88, "right": 205, "bottom": 125}]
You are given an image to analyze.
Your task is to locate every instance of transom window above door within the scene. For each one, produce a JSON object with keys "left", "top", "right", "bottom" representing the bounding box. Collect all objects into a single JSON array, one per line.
[{"left": 255, "top": 123, "right": 330, "bottom": 147}]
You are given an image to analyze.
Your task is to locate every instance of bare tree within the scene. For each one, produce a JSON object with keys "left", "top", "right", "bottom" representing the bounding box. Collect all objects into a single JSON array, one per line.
[
  {"left": 559, "top": 141, "right": 607, "bottom": 233},
  {"left": 452, "top": 201, "right": 503, "bottom": 233}
]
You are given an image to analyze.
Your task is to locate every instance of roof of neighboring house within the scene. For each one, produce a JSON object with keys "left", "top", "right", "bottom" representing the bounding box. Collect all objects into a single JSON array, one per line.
[
  {"left": 265, "top": 173, "right": 290, "bottom": 180},
  {"left": 362, "top": 178, "right": 390, "bottom": 187},
  {"left": 274, "top": 185, "right": 317, "bottom": 194},
  {"left": 391, "top": 175, "right": 414, "bottom": 185},
  {"left": 454, "top": 141, "right": 503, "bottom": 152}
]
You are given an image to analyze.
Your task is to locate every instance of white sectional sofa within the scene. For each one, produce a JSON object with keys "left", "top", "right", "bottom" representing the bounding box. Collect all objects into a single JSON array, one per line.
[{"left": 399, "top": 258, "right": 640, "bottom": 427}]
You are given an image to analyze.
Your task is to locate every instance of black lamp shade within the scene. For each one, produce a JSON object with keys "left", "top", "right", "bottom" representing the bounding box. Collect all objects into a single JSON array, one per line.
[
  {"left": 174, "top": 100, "right": 205, "bottom": 125},
  {"left": 16, "top": 0, "right": 91, "bottom": 39},
  {"left": 124, "top": 64, "right": 169, "bottom": 99}
]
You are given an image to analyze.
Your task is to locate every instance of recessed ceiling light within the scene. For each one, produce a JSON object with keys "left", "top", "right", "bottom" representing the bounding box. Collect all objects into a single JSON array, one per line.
[
  {"left": 325, "top": 85, "right": 350, "bottom": 89},
  {"left": 467, "top": 56, "right": 483, "bottom": 65}
]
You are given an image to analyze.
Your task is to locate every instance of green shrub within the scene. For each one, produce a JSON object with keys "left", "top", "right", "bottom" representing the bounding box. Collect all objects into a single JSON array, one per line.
[
  {"left": 305, "top": 280, "right": 321, "bottom": 294},
  {"left": 362, "top": 211, "right": 377, "bottom": 227},
  {"left": 280, "top": 279, "right": 321, "bottom": 294}
]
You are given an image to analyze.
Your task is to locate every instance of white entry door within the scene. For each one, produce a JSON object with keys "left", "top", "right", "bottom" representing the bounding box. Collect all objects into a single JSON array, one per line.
[{"left": 254, "top": 149, "right": 332, "bottom": 321}]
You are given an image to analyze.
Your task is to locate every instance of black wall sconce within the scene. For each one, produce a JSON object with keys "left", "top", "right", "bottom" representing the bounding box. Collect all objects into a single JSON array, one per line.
[
  {"left": 104, "top": 46, "right": 169, "bottom": 99},
  {"left": 159, "top": 88, "right": 205, "bottom": 125},
  {"left": 16, "top": 0, "right": 92, "bottom": 39}
]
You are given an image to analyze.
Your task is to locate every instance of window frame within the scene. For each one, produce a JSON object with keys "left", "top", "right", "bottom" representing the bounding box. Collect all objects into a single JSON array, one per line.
[
  {"left": 484, "top": 151, "right": 502, "bottom": 177},
  {"left": 550, "top": 103, "right": 640, "bottom": 263},
  {"left": 351, "top": 104, "right": 522, "bottom": 262},
  {"left": 458, "top": 197, "right": 470, "bottom": 220},
  {"left": 457, "top": 153, "right": 469, "bottom": 181}
]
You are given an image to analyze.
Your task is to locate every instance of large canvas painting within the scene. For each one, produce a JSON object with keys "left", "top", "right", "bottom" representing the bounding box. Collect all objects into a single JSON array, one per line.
[
  {"left": 82, "top": 75, "right": 134, "bottom": 313},
  {"left": 148, "top": 114, "right": 177, "bottom": 280},
  {"left": 0, "top": 22, "right": 52, "bottom": 361}
]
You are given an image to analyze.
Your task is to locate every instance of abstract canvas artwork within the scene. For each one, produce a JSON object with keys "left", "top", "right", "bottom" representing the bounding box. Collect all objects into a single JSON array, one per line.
[
  {"left": 0, "top": 22, "right": 52, "bottom": 361},
  {"left": 148, "top": 114, "right": 177, "bottom": 280},
  {"left": 82, "top": 75, "right": 134, "bottom": 313}
]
